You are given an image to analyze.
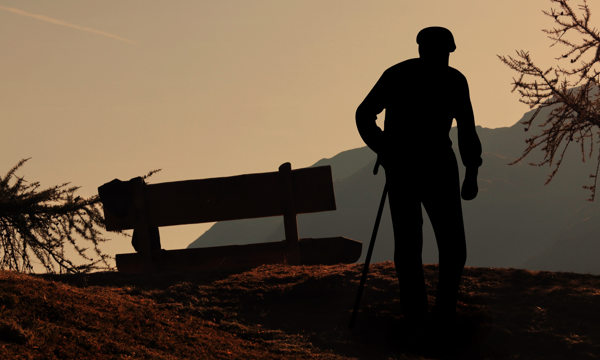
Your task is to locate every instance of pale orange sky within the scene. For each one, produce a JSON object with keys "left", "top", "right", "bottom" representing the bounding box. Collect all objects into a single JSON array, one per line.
[{"left": 0, "top": 0, "right": 590, "bottom": 268}]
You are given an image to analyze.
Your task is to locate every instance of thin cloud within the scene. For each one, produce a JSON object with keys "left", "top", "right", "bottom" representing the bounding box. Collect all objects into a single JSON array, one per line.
[{"left": 0, "top": 5, "right": 135, "bottom": 44}]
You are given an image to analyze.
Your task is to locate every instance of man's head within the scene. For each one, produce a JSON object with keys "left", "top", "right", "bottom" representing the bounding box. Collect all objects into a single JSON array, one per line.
[
  {"left": 417, "top": 27, "right": 456, "bottom": 52},
  {"left": 417, "top": 27, "right": 455, "bottom": 66}
]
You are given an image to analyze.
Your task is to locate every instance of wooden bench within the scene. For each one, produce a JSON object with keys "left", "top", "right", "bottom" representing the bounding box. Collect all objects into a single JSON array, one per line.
[{"left": 98, "top": 163, "right": 362, "bottom": 273}]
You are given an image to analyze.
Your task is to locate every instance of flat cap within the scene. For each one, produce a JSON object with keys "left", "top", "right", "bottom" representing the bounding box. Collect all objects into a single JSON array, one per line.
[{"left": 416, "top": 27, "right": 456, "bottom": 53}]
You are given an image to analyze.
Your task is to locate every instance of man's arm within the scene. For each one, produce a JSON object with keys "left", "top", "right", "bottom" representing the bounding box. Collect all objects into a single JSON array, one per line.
[
  {"left": 356, "top": 70, "right": 389, "bottom": 154},
  {"left": 455, "top": 73, "right": 482, "bottom": 200}
]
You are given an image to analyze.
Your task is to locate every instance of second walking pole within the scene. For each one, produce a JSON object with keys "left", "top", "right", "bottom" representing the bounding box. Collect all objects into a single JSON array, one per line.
[{"left": 349, "top": 159, "right": 388, "bottom": 329}]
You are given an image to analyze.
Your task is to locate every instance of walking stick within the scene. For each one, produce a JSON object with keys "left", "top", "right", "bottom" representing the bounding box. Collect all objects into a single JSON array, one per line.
[{"left": 349, "top": 159, "right": 387, "bottom": 329}]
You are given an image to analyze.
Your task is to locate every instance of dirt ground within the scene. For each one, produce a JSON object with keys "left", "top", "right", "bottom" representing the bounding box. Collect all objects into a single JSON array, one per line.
[{"left": 0, "top": 262, "right": 599, "bottom": 359}]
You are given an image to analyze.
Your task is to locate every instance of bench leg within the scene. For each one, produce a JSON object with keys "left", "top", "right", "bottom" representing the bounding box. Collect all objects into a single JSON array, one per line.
[
  {"left": 131, "top": 177, "right": 155, "bottom": 272},
  {"left": 279, "top": 163, "right": 301, "bottom": 265}
]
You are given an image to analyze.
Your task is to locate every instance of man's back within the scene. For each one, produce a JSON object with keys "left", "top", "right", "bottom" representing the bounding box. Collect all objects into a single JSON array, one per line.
[
  {"left": 357, "top": 55, "right": 481, "bottom": 170},
  {"left": 358, "top": 58, "right": 472, "bottom": 157}
]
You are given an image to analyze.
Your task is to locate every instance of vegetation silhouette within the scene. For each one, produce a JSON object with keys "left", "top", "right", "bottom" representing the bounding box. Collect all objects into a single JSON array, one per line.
[
  {"left": 498, "top": 0, "right": 600, "bottom": 201},
  {"left": 0, "top": 159, "right": 159, "bottom": 274},
  {"left": 0, "top": 159, "right": 114, "bottom": 273},
  {"left": 356, "top": 26, "right": 483, "bottom": 345}
]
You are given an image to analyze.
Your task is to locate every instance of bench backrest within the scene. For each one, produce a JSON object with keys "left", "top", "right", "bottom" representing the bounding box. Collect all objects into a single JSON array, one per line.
[{"left": 103, "top": 165, "right": 335, "bottom": 231}]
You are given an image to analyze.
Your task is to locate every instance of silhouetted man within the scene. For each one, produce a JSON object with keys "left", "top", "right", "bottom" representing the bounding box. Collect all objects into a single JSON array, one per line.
[{"left": 356, "top": 27, "right": 482, "bottom": 333}]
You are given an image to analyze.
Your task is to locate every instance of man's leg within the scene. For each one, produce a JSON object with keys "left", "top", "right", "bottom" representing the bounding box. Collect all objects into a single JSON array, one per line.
[
  {"left": 387, "top": 182, "right": 429, "bottom": 322},
  {"left": 422, "top": 162, "right": 467, "bottom": 321}
]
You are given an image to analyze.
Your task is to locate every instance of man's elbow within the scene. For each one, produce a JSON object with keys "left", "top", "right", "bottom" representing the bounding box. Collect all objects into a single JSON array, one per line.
[
  {"left": 355, "top": 104, "right": 368, "bottom": 122},
  {"left": 356, "top": 103, "right": 379, "bottom": 126}
]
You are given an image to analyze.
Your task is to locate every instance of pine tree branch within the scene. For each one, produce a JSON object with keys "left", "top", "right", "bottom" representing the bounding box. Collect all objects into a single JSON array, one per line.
[{"left": 0, "top": 159, "right": 122, "bottom": 273}]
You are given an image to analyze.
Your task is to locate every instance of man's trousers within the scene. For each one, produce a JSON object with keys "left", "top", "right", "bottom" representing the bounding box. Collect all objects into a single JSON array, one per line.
[{"left": 383, "top": 147, "right": 467, "bottom": 321}]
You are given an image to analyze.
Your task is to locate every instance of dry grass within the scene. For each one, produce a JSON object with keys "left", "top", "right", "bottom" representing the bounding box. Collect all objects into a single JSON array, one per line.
[{"left": 0, "top": 262, "right": 598, "bottom": 359}]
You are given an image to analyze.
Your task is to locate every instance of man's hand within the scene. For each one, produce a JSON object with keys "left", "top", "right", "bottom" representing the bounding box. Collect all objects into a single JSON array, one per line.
[{"left": 461, "top": 167, "right": 479, "bottom": 201}]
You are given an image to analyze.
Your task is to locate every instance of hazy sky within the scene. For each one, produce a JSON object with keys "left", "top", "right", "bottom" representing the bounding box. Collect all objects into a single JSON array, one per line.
[{"left": 0, "top": 0, "right": 590, "bottom": 267}]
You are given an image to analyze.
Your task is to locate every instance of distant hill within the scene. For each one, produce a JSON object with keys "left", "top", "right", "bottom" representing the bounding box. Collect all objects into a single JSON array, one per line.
[{"left": 188, "top": 105, "right": 600, "bottom": 274}]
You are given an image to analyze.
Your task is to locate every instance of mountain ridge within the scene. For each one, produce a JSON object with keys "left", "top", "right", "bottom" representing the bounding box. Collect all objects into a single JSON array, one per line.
[{"left": 189, "top": 106, "right": 600, "bottom": 274}]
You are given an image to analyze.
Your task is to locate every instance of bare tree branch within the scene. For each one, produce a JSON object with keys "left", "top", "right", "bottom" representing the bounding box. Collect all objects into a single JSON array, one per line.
[{"left": 498, "top": 0, "right": 600, "bottom": 201}]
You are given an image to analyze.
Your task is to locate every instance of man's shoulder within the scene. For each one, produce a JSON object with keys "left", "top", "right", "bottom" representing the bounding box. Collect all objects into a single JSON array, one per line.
[
  {"left": 447, "top": 66, "right": 468, "bottom": 82},
  {"left": 384, "top": 58, "right": 419, "bottom": 73},
  {"left": 379, "top": 60, "right": 469, "bottom": 86}
]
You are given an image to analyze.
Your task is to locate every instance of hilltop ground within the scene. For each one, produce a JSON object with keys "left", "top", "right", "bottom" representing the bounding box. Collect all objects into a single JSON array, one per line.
[{"left": 0, "top": 262, "right": 598, "bottom": 359}]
